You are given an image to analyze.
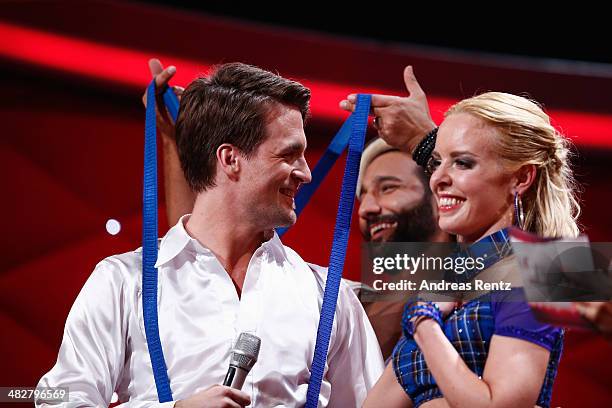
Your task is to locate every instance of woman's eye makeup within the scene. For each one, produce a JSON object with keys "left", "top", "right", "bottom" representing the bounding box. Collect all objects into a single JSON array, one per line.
[
  {"left": 426, "top": 155, "right": 475, "bottom": 173},
  {"left": 426, "top": 157, "right": 441, "bottom": 174},
  {"left": 455, "top": 158, "right": 474, "bottom": 168}
]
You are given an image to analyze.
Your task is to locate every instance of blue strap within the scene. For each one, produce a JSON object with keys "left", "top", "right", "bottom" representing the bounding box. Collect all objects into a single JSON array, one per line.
[
  {"left": 305, "top": 94, "right": 370, "bottom": 408},
  {"left": 162, "top": 86, "right": 180, "bottom": 122},
  {"left": 143, "top": 80, "right": 173, "bottom": 402},
  {"left": 276, "top": 115, "right": 353, "bottom": 236},
  {"left": 152, "top": 85, "right": 371, "bottom": 404}
]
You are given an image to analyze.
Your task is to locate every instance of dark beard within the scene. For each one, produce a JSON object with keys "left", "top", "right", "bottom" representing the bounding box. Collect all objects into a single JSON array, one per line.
[
  {"left": 363, "top": 194, "right": 437, "bottom": 243},
  {"left": 392, "top": 196, "right": 437, "bottom": 242},
  {"left": 363, "top": 195, "right": 438, "bottom": 268}
]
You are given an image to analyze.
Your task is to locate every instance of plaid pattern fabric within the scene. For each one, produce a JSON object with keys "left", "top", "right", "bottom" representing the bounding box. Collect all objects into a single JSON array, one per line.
[
  {"left": 392, "top": 301, "right": 494, "bottom": 407},
  {"left": 448, "top": 228, "right": 513, "bottom": 283},
  {"left": 393, "top": 298, "right": 561, "bottom": 408},
  {"left": 392, "top": 229, "right": 562, "bottom": 408}
]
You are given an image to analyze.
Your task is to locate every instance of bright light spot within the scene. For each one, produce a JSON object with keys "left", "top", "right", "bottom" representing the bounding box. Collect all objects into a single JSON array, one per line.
[
  {"left": 111, "top": 392, "right": 119, "bottom": 403},
  {"left": 106, "top": 219, "right": 121, "bottom": 235}
]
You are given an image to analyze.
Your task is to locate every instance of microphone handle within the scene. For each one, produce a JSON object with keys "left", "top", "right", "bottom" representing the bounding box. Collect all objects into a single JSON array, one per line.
[{"left": 223, "top": 365, "right": 249, "bottom": 389}]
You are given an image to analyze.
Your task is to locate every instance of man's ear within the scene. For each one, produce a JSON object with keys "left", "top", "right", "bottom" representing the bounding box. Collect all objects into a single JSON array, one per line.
[
  {"left": 216, "top": 144, "right": 241, "bottom": 181},
  {"left": 513, "top": 164, "right": 537, "bottom": 195}
]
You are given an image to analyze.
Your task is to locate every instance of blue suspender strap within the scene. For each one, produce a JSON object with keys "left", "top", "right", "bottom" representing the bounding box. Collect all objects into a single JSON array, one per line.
[
  {"left": 143, "top": 80, "right": 173, "bottom": 402},
  {"left": 276, "top": 115, "right": 354, "bottom": 237},
  {"left": 305, "top": 94, "right": 371, "bottom": 408}
]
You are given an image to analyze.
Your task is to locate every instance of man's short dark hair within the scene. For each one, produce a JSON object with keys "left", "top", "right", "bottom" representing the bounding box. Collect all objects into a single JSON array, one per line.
[{"left": 175, "top": 62, "right": 311, "bottom": 192}]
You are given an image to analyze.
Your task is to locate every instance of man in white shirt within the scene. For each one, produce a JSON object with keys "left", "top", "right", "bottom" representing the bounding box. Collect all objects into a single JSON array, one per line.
[{"left": 37, "top": 62, "right": 384, "bottom": 407}]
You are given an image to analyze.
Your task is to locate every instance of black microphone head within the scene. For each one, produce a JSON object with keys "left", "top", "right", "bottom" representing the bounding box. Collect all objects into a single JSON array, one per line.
[{"left": 230, "top": 332, "right": 261, "bottom": 371}]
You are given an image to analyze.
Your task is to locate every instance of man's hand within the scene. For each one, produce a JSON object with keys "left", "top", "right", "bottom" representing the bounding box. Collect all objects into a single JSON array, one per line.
[
  {"left": 174, "top": 385, "right": 251, "bottom": 408},
  {"left": 142, "top": 58, "right": 184, "bottom": 140},
  {"left": 339, "top": 65, "right": 436, "bottom": 153}
]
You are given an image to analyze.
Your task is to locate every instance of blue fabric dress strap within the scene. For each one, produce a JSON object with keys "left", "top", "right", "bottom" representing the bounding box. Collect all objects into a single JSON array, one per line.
[
  {"left": 143, "top": 80, "right": 173, "bottom": 402},
  {"left": 305, "top": 94, "right": 371, "bottom": 408}
]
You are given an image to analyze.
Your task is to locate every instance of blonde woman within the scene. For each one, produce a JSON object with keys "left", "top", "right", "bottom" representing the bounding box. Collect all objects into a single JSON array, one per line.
[{"left": 342, "top": 68, "right": 579, "bottom": 408}]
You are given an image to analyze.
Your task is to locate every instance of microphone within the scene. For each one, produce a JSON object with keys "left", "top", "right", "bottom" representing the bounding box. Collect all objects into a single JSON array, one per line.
[{"left": 223, "top": 332, "right": 261, "bottom": 390}]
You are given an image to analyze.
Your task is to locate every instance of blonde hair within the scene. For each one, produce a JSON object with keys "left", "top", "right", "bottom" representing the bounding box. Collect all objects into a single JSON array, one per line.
[{"left": 445, "top": 92, "right": 581, "bottom": 238}]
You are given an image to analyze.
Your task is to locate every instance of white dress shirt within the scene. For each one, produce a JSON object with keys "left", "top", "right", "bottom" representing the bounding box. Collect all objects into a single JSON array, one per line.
[{"left": 37, "top": 215, "right": 384, "bottom": 407}]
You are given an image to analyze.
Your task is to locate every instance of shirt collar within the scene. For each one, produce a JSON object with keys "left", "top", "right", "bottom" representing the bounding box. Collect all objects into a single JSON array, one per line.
[
  {"left": 154, "top": 214, "right": 198, "bottom": 268},
  {"left": 154, "top": 214, "right": 287, "bottom": 268}
]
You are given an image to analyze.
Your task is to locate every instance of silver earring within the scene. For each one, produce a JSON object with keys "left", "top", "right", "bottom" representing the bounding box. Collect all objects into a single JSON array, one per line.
[{"left": 514, "top": 192, "right": 525, "bottom": 230}]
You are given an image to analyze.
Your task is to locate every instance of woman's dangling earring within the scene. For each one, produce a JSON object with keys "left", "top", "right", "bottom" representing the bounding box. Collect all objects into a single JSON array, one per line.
[{"left": 514, "top": 191, "right": 525, "bottom": 230}]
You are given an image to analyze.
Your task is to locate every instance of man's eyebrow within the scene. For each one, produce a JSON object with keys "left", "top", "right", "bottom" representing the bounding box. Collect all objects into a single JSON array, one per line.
[
  {"left": 277, "top": 142, "right": 305, "bottom": 155},
  {"left": 373, "top": 175, "right": 402, "bottom": 184},
  {"left": 360, "top": 175, "right": 402, "bottom": 198},
  {"left": 374, "top": 176, "right": 402, "bottom": 183}
]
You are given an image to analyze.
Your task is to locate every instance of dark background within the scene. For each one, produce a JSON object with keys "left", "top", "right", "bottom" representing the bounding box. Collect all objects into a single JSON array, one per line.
[{"left": 146, "top": 1, "right": 611, "bottom": 63}]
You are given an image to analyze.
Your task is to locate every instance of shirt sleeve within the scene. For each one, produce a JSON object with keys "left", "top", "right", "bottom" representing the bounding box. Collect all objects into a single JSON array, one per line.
[
  {"left": 491, "top": 288, "right": 563, "bottom": 351},
  {"left": 326, "top": 281, "right": 385, "bottom": 407},
  {"left": 35, "top": 260, "right": 134, "bottom": 407}
]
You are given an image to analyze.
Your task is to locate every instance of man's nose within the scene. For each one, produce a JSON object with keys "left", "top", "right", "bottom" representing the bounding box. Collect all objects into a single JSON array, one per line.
[
  {"left": 358, "top": 192, "right": 381, "bottom": 219},
  {"left": 295, "top": 157, "right": 312, "bottom": 184}
]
